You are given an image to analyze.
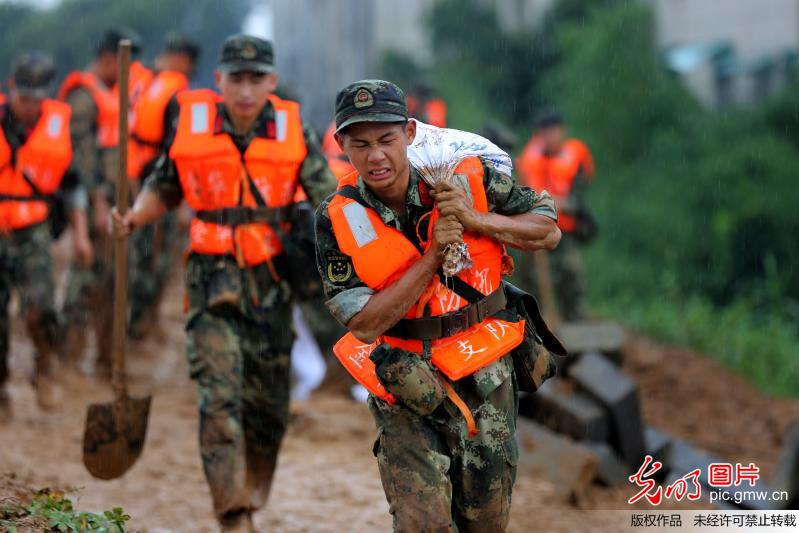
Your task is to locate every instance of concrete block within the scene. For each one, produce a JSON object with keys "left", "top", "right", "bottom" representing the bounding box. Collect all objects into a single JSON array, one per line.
[
  {"left": 555, "top": 321, "right": 626, "bottom": 364},
  {"left": 519, "top": 378, "right": 610, "bottom": 442},
  {"left": 568, "top": 352, "right": 646, "bottom": 470},
  {"left": 516, "top": 417, "right": 598, "bottom": 502}
]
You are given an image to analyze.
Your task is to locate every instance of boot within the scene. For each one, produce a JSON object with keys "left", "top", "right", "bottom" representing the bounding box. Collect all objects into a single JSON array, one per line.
[
  {"left": 219, "top": 510, "right": 254, "bottom": 533},
  {"left": 34, "top": 374, "right": 61, "bottom": 411},
  {"left": 0, "top": 384, "right": 11, "bottom": 423}
]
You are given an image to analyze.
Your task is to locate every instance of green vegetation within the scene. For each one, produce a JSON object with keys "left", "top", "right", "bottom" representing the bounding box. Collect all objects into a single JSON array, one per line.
[
  {"left": 382, "top": 0, "right": 799, "bottom": 397},
  {"left": 0, "top": 489, "right": 130, "bottom": 532}
]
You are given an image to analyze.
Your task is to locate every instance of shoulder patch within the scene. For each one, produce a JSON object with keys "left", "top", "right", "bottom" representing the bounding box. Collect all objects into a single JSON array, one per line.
[{"left": 325, "top": 250, "right": 353, "bottom": 284}]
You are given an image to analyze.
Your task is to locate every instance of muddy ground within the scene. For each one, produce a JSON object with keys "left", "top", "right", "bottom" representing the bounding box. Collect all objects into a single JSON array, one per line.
[{"left": 1, "top": 239, "right": 797, "bottom": 532}]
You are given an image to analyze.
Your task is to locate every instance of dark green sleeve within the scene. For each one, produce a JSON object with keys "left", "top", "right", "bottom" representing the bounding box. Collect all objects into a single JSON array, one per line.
[
  {"left": 482, "top": 158, "right": 557, "bottom": 220},
  {"left": 314, "top": 197, "right": 373, "bottom": 325},
  {"left": 298, "top": 124, "right": 338, "bottom": 207}
]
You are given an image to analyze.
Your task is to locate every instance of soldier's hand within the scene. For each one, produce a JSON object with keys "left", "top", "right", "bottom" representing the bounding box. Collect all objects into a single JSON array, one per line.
[
  {"left": 110, "top": 207, "right": 136, "bottom": 238},
  {"left": 430, "top": 214, "right": 463, "bottom": 259},
  {"left": 431, "top": 182, "right": 479, "bottom": 231},
  {"left": 73, "top": 233, "right": 94, "bottom": 268}
]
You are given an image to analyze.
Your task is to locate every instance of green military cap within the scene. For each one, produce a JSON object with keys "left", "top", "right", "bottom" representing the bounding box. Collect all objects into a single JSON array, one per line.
[
  {"left": 334, "top": 79, "right": 408, "bottom": 133},
  {"left": 11, "top": 51, "right": 55, "bottom": 98},
  {"left": 218, "top": 34, "right": 273, "bottom": 74}
]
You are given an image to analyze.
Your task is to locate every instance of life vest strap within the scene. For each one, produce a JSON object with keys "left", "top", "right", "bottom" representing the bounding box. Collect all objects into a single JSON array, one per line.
[
  {"left": 195, "top": 205, "right": 292, "bottom": 226},
  {"left": 385, "top": 286, "right": 507, "bottom": 340},
  {"left": 440, "top": 377, "right": 479, "bottom": 438}
]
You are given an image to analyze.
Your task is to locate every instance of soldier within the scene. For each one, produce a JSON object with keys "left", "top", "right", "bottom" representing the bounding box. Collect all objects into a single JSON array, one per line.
[
  {"left": 406, "top": 80, "right": 448, "bottom": 128},
  {"left": 516, "top": 109, "right": 596, "bottom": 320},
  {"left": 127, "top": 32, "right": 200, "bottom": 337},
  {"left": 0, "top": 52, "right": 93, "bottom": 418},
  {"left": 112, "top": 35, "right": 336, "bottom": 532},
  {"left": 315, "top": 80, "right": 560, "bottom": 532},
  {"left": 57, "top": 28, "right": 141, "bottom": 376}
]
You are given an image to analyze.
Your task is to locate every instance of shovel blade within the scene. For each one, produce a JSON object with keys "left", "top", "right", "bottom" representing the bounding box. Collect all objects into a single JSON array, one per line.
[{"left": 82, "top": 395, "right": 152, "bottom": 480}]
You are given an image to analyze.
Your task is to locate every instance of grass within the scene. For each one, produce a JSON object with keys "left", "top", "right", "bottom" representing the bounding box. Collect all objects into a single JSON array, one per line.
[{"left": 595, "top": 294, "right": 799, "bottom": 398}]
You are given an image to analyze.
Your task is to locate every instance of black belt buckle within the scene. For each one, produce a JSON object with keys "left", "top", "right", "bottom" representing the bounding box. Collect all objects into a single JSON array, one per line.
[{"left": 443, "top": 310, "right": 469, "bottom": 336}]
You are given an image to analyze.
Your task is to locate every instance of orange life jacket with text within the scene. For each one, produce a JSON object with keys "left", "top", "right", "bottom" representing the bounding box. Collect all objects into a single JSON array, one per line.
[
  {"left": 57, "top": 71, "right": 119, "bottom": 148},
  {"left": 0, "top": 96, "right": 72, "bottom": 232},
  {"left": 127, "top": 70, "right": 189, "bottom": 179},
  {"left": 169, "top": 89, "right": 308, "bottom": 266},
  {"left": 329, "top": 157, "right": 524, "bottom": 402},
  {"left": 516, "top": 137, "right": 594, "bottom": 232}
]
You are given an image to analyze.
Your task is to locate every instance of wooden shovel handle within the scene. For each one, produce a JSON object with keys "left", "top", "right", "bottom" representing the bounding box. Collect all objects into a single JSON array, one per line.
[{"left": 112, "top": 40, "right": 131, "bottom": 399}]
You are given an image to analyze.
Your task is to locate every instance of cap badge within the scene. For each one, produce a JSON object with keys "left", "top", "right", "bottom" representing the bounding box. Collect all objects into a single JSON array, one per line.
[
  {"left": 242, "top": 43, "right": 257, "bottom": 60},
  {"left": 354, "top": 88, "right": 374, "bottom": 109}
]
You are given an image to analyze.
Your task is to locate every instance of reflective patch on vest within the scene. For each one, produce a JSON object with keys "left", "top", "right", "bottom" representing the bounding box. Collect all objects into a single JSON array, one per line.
[
  {"left": 190, "top": 103, "right": 209, "bottom": 133},
  {"left": 147, "top": 79, "right": 164, "bottom": 98},
  {"left": 342, "top": 202, "right": 377, "bottom": 248},
  {"left": 46, "top": 115, "right": 63, "bottom": 138},
  {"left": 275, "top": 110, "right": 288, "bottom": 141}
]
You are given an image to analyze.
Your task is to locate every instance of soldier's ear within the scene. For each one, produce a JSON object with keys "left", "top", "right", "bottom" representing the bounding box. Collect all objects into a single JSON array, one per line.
[
  {"left": 334, "top": 132, "right": 345, "bottom": 151},
  {"left": 214, "top": 70, "right": 222, "bottom": 90},
  {"left": 405, "top": 119, "right": 416, "bottom": 145}
]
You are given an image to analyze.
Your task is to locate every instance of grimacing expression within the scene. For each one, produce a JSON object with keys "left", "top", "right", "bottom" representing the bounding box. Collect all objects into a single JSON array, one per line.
[
  {"left": 336, "top": 120, "right": 416, "bottom": 195},
  {"left": 215, "top": 70, "right": 277, "bottom": 126}
]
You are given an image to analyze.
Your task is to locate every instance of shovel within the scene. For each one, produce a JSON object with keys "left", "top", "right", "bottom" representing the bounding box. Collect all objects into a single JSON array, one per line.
[{"left": 82, "top": 40, "right": 152, "bottom": 480}]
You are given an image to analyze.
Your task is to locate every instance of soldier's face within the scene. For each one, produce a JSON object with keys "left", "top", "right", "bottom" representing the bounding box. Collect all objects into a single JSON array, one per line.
[
  {"left": 541, "top": 124, "right": 565, "bottom": 153},
  {"left": 215, "top": 70, "right": 277, "bottom": 125},
  {"left": 336, "top": 120, "right": 416, "bottom": 195},
  {"left": 155, "top": 52, "right": 195, "bottom": 77},
  {"left": 8, "top": 83, "right": 43, "bottom": 127},
  {"left": 94, "top": 52, "right": 119, "bottom": 87}
]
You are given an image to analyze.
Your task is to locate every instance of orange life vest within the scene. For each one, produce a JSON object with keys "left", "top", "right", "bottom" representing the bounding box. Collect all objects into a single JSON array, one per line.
[
  {"left": 57, "top": 71, "right": 119, "bottom": 148},
  {"left": 128, "top": 61, "right": 154, "bottom": 108},
  {"left": 320, "top": 121, "right": 356, "bottom": 180},
  {"left": 516, "top": 137, "right": 594, "bottom": 232},
  {"left": 330, "top": 157, "right": 524, "bottom": 402},
  {"left": 0, "top": 97, "right": 72, "bottom": 232},
  {"left": 407, "top": 96, "right": 448, "bottom": 128},
  {"left": 169, "top": 89, "right": 308, "bottom": 266},
  {"left": 127, "top": 70, "right": 189, "bottom": 179}
]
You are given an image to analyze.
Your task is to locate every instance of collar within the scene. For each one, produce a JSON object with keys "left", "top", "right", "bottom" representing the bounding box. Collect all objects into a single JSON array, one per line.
[
  {"left": 354, "top": 165, "right": 432, "bottom": 228},
  {"left": 213, "top": 98, "right": 276, "bottom": 140}
]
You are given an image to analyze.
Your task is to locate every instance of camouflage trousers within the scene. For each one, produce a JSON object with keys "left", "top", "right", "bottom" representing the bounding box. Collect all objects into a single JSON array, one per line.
[
  {"left": 511, "top": 233, "right": 587, "bottom": 321},
  {"left": 129, "top": 212, "right": 179, "bottom": 331},
  {"left": 0, "top": 223, "right": 59, "bottom": 384},
  {"left": 367, "top": 362, "right": 519, "bottom": 533},
  {"left": 61, "top": 228, "right": 114, "bottom": 370},
  {"left": 186, "top": 305, "right": 294, "bottom": 520}
]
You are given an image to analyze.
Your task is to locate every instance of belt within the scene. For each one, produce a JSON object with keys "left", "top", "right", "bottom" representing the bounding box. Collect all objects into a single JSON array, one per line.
[
  {"left": 385, "top": 287, "right": 507, "bottom": 341},
  {"left": 195, "top": 206, "right": 292, "bottom": 226},
  {"left": 0, "top": 193, "right": 45, "bottom": 202}
]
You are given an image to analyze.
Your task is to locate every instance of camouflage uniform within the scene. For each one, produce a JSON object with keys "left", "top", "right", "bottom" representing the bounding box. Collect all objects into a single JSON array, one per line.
[
  {"left": 315, "top": 161, "right": 556, "bottom": 531},
  {"left": 143, "top": 51, "right": 336, "bottom": 520},
  {"left": 60, "top": 85, "right": 117, "bottom": 372},
  {"left": 0, "top": 92, "right": 86, "bottom": 400}
]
